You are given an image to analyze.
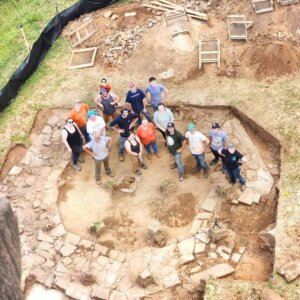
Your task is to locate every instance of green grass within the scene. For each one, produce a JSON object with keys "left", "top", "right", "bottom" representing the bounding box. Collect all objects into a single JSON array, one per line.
[{"left": 0, "top": 0, "right": 76, "bottom": 88}]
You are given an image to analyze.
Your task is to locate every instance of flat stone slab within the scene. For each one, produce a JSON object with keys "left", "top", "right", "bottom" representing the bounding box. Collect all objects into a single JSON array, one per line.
[
  {"left": 178, "top": 254, "right": 195, "bottom": 265},
  {"left": 231, "top": 253, "right": 243, "bottom": 264},
  {"left": 60, "top": 244, "right": 77, "bottom": 257},
  {"left": 194, "top": 242, "right": 206, "bottom": 254},
  {"left": 201, "top": 191, "right": 220, "bottom": 212},
  {"left": 238, "top": 190, "right": 260, "bottom": 205},
  {"left": 65, "top": 282, "right": 92, "bottom": 300},
  {"left": 278, "top": 261, "right": 300, "bottom": 282},
  {"left": 260, "top": 288, "right": 284, "bottom": 300},
  {"left": 190, "top": 263, "right": 235, "bottom": 283},
  {"left": 178, "top": 237, "right": 195, "bottom": 255},
  {"left": 162, "top": 272, "right": 181, "bottom": 289}
]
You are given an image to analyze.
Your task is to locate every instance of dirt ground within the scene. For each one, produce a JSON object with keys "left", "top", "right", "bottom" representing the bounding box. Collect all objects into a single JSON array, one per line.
[{"left": 1, "top": 0, "right": 300, "bottom": 299}]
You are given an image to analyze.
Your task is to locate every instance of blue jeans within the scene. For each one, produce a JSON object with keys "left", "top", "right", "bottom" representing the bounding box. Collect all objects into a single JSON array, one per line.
[
  {"left": 225, "top": 166, "right": 246, "bottom": 185},
  {"left": 192, "top": 153, "right": 208, "bottom": 171},
  {"left": 119, "top": 136, "right": 127, "bottom": 154},
  {"left": 175, "top": 152, "right": 184, "bottom": 176},
  {"left": 151, "top": 103, "right": 159, "bottom": 111},
  {"left": 144, "top": 142, "right": 158, "bottom": 154},
  {"left": 80, "top": 126, "right": 90, "bottom": 143}
]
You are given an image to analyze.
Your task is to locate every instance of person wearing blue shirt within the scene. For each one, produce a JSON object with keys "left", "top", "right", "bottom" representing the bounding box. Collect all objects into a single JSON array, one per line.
[
  {"left": 125, "top": 82, "right": 152, "bottom": 123},
  {"left": 145, "top": 76, "right": 168, "bottom": 111}
]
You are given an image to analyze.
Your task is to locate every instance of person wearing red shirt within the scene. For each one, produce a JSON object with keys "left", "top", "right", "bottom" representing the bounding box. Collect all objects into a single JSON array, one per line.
[
  {"left": 136, "top": 119, "right": 160, "bottom": 160},
  {"left": 68, "top": 99, "right": 90, "bottom": 142}
]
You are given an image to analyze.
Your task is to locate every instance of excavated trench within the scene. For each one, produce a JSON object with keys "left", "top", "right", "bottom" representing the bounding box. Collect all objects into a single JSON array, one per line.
[{"left": 1, "top": 105, "right": 281, "bottom": 299}]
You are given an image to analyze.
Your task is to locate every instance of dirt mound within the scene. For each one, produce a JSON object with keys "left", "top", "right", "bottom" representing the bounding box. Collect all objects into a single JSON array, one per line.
[
  {"left": 150, "top": 193, "right": 197, "bottom": 227},
  {"left": 243, "top": 42, "right": 300, "bottom": 80}
]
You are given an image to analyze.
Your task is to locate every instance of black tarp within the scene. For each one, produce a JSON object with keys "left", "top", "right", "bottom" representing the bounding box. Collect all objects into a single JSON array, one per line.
[{"left": 0, "top": 0, "right": 118, "bottom": 111}]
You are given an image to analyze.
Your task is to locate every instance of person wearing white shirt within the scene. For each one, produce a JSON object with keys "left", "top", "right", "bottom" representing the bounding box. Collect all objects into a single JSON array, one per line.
[{"left": 185, "top": 122, "right": 209, "bottom": 178}]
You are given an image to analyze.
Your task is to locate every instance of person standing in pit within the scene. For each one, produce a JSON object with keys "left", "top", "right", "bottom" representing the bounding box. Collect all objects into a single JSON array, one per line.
[
  {"left": 136, "top": 119, "right": 160, "bottom": 160},
  {"left": 125, "top": 82, "right": 152, "bottom": 123},
  {"left": 185, "top": 122, "right": 209, "bottom": 178},
  {"left": 99, "top": 77, "right": 112, "bottom": 93},
  {"left": 153, "top": 103, "right": 174, "bottom": 140},
  {"left": 145, "top": 76, "right": 168, "bottom": 111},
  {"left": 83, "top": 134, "right": 115, "bottom": 185},
  {"left": 166, "top": 122, "right": 186, "bottom": 181},
  {"left": 68, "top": 99, "right": 90, "bottom": 142},
  {"left": 218, "top": 143, "right": 247, "bottom": 191},
  {"left": 109, "top": 108, "right": 139, "bottom": 161},
  {"left": 94, "top": 88, "right": 119, "bottom": 123},
  {"left": 209, "top": 122, "right": 228, "bottom": 171},
  {"left": 125, "top": 130, "right": 147, "bottom": 175},
  {"left": 62, "top": 118, "right": 84, "bottom": 171},
  {"left": 86, "top": 110, "right": 106, "bottom": 141}
]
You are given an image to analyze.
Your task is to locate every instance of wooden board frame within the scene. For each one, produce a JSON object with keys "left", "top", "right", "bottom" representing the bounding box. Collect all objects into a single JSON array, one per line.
[
  {"left": 68, "top": 47, "right": 98, "bottom": 70},
  {"left": 277, "top": 0, "right": 299, "bottom": 5},
  {"left": 199, "top": 39, "right": 220, "bottom": 69},
  {"left": 252, "top": 0, "right": 274, "bottom": 14},
  {"left": 227, "top": 15, "right": 248, "bottom": 41},
  {"left": 68, "top": 19, "right": 98, "bottom": 48},
  {"left": 164, "top": 9, "right": 189, "bottom": 36}
]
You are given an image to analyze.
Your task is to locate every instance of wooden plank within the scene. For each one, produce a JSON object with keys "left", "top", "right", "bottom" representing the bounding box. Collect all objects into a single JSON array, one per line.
[
  {"left": 158, "top": 0, "right": 208, "bottom": 20},
  {"left": 68, "top": 19, "right": 98, "bottom": 48},
  {"left": 142, "top": 4, "right": 170, "bottom": 12}
]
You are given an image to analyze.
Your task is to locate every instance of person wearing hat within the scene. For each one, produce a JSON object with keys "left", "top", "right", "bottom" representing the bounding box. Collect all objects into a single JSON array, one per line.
[
  {"left": 68, "top": 99, "right": 90, "bottom": 142},
  {"left": 83, "top": 134, "right": 115, "bottom": 185},
  {"left": 153, "top": 103, "right": 174, "bottom": 140},
  {"left": 145, "top": 76, "right": 168, "bottom": 111},
  {"left": 125, "top": 82, "right": 152, "bottom": 123},
  {"left": 94, "top": 87, "right": 119, "bottom": 123},
  {"left": 218, "top": 143, "right": 247, "bottom": 191},
  {"left": 185, "top": 123, "right": 209, "bottom": 178},
  {"left": 99, "top": 77, "right": 112, "bottom": 93},
  {"left": 166, "top": 122, "right": 186, "bottom": 181},
  {"left": 209, "top": 122, "right": 228, "bottom": 170},
  {"left": 109, "top": 108, "right": 139, "bottom": 161},
  {"left": 125, "top": 130, "right": 147, "bottom": 175},
  {"left": 86, "top": 110, "right": 106, "bottom": 141}
]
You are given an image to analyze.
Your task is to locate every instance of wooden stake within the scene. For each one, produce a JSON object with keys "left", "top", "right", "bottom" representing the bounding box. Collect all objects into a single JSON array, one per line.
[{"left": 20, "top": 26, "right": 31, "bottom": 53}]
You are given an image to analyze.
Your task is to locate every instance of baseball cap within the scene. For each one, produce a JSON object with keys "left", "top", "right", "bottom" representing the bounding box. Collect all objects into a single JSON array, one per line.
[
  {"left": 129, "top": 82, "right": 136, "bottom": 88},
  {"left": 100, "top": 88, "right": 107, "bottom": 94},
  {"left": 167, "top": 122, "right": 175, "bottom": 129},
  {"left": 187, "top": 122, "right": 196, "bottom": 130},
  {"left": 212, "top": 123, "right": 220, "bottom": 129},
  {"left": 101, "top": 78, "right": 107, "bottom": 84},
  {"left": 227, "top": 143, "right": 236, "bottom": 149},
  {"left": 87, "top": 110, "right": 97, "bottom": 118}
]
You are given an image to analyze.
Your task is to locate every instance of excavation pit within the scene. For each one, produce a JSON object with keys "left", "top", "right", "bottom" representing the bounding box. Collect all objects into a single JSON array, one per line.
[{"left": 1, "top": 105, "right": 281, "bottom": 299}]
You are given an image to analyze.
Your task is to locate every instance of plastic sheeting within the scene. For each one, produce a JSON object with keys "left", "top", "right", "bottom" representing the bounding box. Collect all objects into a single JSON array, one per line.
[{"left": 0, "top": 0, "right": 117, "bottom": 111}]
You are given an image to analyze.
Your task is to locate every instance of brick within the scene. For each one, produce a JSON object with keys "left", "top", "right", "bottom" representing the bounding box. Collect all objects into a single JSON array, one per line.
[
  {"left": 109, "top": 250, "right": 120, "bottom": 260},
  {"left": 52, "top": 224, "right": 66, "bottom": 238},
  {"left": 162, "top": 272, "right": 181, "bottom": 289}
]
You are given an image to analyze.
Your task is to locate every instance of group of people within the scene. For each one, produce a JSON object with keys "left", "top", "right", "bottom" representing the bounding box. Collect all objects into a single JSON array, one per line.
[{"left": 62, "top": 77, "right": 247, "bottom": 190}]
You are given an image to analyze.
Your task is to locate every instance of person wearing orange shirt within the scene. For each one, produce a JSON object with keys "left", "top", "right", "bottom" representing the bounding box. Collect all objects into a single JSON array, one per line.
[
  {"left": 136, "top": 119, "right": 160, "bottom": 160},
  {"left": 68, "top": 99, "right": 90, "bottom": 142}
]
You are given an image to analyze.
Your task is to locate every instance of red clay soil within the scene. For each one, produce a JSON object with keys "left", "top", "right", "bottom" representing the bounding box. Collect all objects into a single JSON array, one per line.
[{"left": 244, "top": 42, "right": 300, "bottom": 80}]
